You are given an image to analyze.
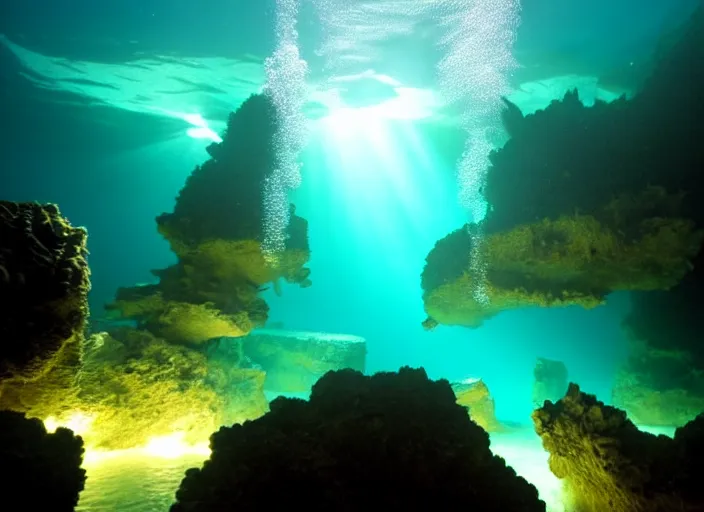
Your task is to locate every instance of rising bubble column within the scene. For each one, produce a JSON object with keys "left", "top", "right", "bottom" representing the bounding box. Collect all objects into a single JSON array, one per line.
[
  {"left": 435, "top": 0, "right": 521, "bottom": 304},
  {"left": 262, "top": 0, "right": 309, "bottom": 262}
]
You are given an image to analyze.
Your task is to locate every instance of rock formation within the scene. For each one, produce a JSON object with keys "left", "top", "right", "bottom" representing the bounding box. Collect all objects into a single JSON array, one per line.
[
  {"left": 534, "top": 382, "right": 704, "bottom": 512},
  {"left": 1, "top": 94, "right": 310, "bottom": 451},
  {"left": 0, "top": 410, "right": 86, "bottom": 511},
  {"left": 0, "top": 201, "right": 88, "bottom": 509},
  {"left": 172, "top": 367, "right": 545, "bottom": 511},
  {"left": 242, "top": 329, "right": 367, "bottom": 394},
  {"left": 612, "top": 6, "right": 704, "bottom": 426},
  {"left": 0, "top": 201, "right": 90, "bottom": 382},
  {"left": 422, "top": 6, "right": 704, "bottom": 329},
  {"left": 107, "top": 94, "right": 311, "bottom": 343},
  {"left": 16, "top": 93, "right": 314, "bottom": 449},
  {"left": 451, "top": 378, "right": 502, "bottom": 432}
]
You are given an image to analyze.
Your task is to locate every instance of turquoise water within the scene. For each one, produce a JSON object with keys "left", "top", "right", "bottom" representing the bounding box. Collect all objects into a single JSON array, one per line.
[
  {"left": 75, "top": 424, "right": 678, "bottom": 511},
  {"left": 77, "top": 429, "right": 564, "bottom": 512},
  {"left": 78, "top": 455, "right": 203, "bottom": 512},
  {"left": 77, "top": 429, "right": 563, "bottom": 511},
  {"left": 1, "top": 0, "right": 700, "bottom": 509}
]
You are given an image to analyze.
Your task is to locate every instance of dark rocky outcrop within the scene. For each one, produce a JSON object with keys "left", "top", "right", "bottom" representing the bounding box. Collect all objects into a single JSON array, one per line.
[
  {"left": 172, "top": 367, "right": 545, "bottom": 511},
  {"left": 422, "top": 6, "right": 704, "bottom": 329}
]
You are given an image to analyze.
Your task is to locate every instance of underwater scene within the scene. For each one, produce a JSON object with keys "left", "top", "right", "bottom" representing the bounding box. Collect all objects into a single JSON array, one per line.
[{"left": 1, "top": 0, "right": 703, "bottom": 510}]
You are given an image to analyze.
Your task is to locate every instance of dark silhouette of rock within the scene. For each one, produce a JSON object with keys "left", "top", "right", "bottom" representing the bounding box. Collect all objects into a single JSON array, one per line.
[
  {"left": 0, "top": 409, "right": 86, "bottom": 511},
  {"left": 0, "top": 201, "right": 90, "bottom": 382},
  {"left": 172, "top": 367, "right": 545, "bottom": 512}
]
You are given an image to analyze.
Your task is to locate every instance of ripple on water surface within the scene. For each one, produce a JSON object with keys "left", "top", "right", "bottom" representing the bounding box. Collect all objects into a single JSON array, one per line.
[
  {"left": 76, "top": 427, "right": 568, "bottom": 511},
  {"left": 77, "top": 453, "right": 207, "bottom": 511}
]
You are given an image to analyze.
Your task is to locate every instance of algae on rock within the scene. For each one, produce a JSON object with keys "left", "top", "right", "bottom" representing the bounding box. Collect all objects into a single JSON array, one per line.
[
  {"left": 33, "top": 329, "right": 268, "bottom": 451},
  {"left": 0, "top": 201, "right": 90, "bottom": 382},
  {"left": 452, "top": 378, "right": 502, "bottom": 432},
  {"left": 242, "top": 329, "right": 367, "bottom": 393},
  {"left": 534, "top": 382, "right": 704, "bottom": 512},
  {"left": 421, "top": 3, "right": 704, "bottom": 329},
  {"left": 107, "top": 94, "right": 312, "bottom": 343},
  {"left": 422, "top": 197, "right": 702, "bottom": 328}
]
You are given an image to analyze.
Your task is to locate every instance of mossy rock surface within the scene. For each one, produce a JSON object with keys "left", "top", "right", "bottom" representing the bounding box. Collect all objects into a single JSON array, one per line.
[
  {"left": 534, "top": 382, "right": 704, "bottom": 512},
  {"left": 106, "top": 94, "right": 312, "bottom": 344},
  {"left": 423, "top": 4, "right": 704, "bottom": 330},
  {"left": 422, "top": 194, "right": 703, "bottom": 327},
  {"left": 175, "top": 239, "right": 311, "bottom": 288},
  {"left": 109, "top": 293, "right": 251, "bottom": 345},
  {"left": 0, "top": 201, "right": 90, "bottom": 381},
  {"left": 452, "top": 379, "right": 502, "bottom": 432},
  {"left": 3, "top": 329, "right": 269, "bottom": 451}
]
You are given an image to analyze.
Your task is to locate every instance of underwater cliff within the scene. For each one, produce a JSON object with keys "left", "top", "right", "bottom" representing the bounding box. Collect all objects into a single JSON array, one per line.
[{"left": 0, "top": 2, "right": 703, "bottom": 512}]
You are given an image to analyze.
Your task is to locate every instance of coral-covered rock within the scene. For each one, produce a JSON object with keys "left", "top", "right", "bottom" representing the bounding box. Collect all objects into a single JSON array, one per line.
[
  {"left": 0, "top": 410, "right": 86, "bottom": 511},
  {"left": 422, "top": 188, "right": 702, "bottom": 328},
  {"left": 15, "top": 328, "right": 268, "bottom": 451},
  {"left": 107, "top": 94, "right": 311, "bottom": 342},
  {"left": 451, "top": 378, "right": 502, "bottom": 432},
  {"left": 0, "top": 333, "right": 82, "bottom": 420},
  {"left": 0, "top": 201, "right": 90, "bottom": 381},
  {"left": 533, "top": 382, "right": 704, "bottom": 512},
  {"left": 172, "top": 367, "right": 545, "bottom": 511},
  {"left": 421, "top": 6, "right": 704, "bottom": 328},
  {"left": 107, "top": 288, "right": 251, "bottom": 345},
  {"left": 532, "top": 357, "right": 568, "bottom": 409},
  {"left": 242, "top": 329, "right": 367, "bottom": 393},
  {"left": 72, "top": 329, "right": 227, "bottom": 449}
]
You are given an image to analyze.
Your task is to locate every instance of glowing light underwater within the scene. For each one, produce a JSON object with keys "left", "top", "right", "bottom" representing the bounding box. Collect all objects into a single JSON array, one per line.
[
  {"left": 259, "top": 0, "right": 521, "bottom": 302},
  {"left": 44, "top": 412, "right": 210, "bottom": 464},
  {"left": 1, "top": 1, "right": 619, "bottom": 306}
]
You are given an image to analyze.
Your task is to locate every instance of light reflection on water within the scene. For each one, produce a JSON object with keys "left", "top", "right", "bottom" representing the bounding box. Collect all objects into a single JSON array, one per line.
[
  {"left": 77, "top": 453, "right": 206, "bottom": 511},
  {"left": 76, "top": 427, "right": 565, "bottom": 511}
]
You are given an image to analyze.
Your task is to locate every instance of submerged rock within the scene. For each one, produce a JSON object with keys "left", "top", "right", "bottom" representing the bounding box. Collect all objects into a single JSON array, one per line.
[
  {"left": 451, "top": 378, "right": 502, "bottom": 432},
  {"left": 171, "top": 367, "right": 545, "bottom": 511},
  {"left": 422, "top": 189, "right": 702, "bottom": 328},
  {"left": 0, "top": 201, "right": 90, "bottom": 382},
  {"left": 421, "top": 5, "right": 704, "bottom": 328},
  {"left": 616, "top": 202, "right": 704, "bottom": 428},
  {"left": 107, "top": 289, "right": 251, "bottom": 346},
  {"left": 107, "top": 94, "right": 312, "bottom": 342},
  {"left": 0, "top": 331, "right": 82, "bottom": 422},
  {"left": 5, "top": 328, "right": 269, "bottom": 451},
  {"left": 534, "top": 382, "right": 704, "bottom": 512},
  {"left": 242, "top": 329, "right": 367, "bottom": 393},
  {"left": 70, "top": 329, "right": 227, "bottom": 450},
  {"left": 0, "top": 410, "right": 86, "bottom": 512}
]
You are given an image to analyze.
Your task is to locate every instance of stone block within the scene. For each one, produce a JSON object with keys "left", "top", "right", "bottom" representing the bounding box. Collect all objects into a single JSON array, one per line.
[
  {"left": 452, "top": 378, "right": 501, "bottom": 432},
  {"left": 243, "top": 329, "right": 366, "bottom": 393}
]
